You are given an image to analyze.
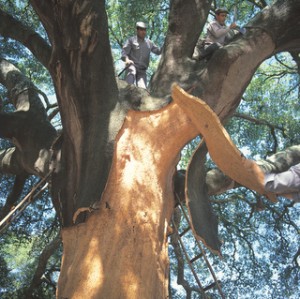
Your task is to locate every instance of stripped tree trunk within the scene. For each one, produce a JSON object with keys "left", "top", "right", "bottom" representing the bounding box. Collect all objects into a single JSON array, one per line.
[
  {"left": 57, "top": 101, "right": 196, "bottom": 298},
  {"left": 57, "top": 86, "right": 277, "bottom": 297}
]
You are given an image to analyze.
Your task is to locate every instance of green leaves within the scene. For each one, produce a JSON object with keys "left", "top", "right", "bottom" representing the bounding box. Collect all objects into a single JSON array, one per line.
[{"left": 229, "top": 52, "right": 300, "bottom": 157}]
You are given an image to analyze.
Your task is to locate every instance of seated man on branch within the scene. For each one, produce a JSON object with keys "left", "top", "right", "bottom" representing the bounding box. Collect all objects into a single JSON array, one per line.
[{"left": 193, "top": 7, "right": 241, "bottom": 61}]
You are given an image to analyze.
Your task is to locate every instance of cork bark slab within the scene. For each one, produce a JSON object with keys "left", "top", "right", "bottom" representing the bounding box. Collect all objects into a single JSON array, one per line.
[{"left": 172, "top": 84, "right": 276, "bottom": 202}]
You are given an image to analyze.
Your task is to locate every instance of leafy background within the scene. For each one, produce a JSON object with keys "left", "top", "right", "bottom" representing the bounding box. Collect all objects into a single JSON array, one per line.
[{"left": 0, "top": 0, "right": 299, "bottom": 298}]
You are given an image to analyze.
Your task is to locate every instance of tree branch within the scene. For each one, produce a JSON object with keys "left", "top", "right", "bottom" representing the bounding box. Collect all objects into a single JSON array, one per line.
[
  {"left": 247, "top": 0, "right": 300, "bottom": 53},
  {"left": 150, "top": 0, "right": 212, "bottom": 96},
  {"left": 152, "top": 0, "right": 300, "bottom": 119},
  {"left": 0, "top": 147, "right": 24, "bottom": 175},
  {"left": 245, "top": 0, "right": 266, "bottom": 9},
  {"left": 28, "top": 0, "right": 56, "bottom": 39},
  {"left": 25, "top": 233, "right": 61, "bottom": 298},
  {"left": 233, "top": 112, "right": 285, "bottom": 132},
  {"left": 0, "top": 9, "right": 51, "bottom": 69},
  {"left": 167, "top": 0, "right": 212, "bottom": 58},
  {"left": 180, "top": 144, "right": 300, "bottom": 197},
  {"left": 290, "top": 51, "right": 300, "bottom": 75},
  {"left": 0, "top": 58, "right": 57, "bottom": 177},
  {"left": 257, "top": 145, "right": 300, "bottom": 173},
  {"left": 0, "top": 112, "right": 21, "bottom": 138}
]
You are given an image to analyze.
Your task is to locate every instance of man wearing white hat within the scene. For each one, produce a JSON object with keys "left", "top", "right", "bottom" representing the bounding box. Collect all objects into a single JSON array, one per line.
[{"left": 121, "top": 22, "right": 162, "bottom": 89}]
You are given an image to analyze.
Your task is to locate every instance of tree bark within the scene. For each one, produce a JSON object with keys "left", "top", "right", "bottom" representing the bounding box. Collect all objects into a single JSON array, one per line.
[
  {"left": 57, "top": 84, "right": 281, "bottom": 297},
  {"left": 30, "top": 0, "right": 121, "bottom": 225},
  {"left": 0, "top": 9, "right": 51, "bottom": 68},
  {"left": 57, "top": 100, "right": 196, "bottom": 298},
  {"left": 0, "top": 59, "right": 57, "bottom": 177}
]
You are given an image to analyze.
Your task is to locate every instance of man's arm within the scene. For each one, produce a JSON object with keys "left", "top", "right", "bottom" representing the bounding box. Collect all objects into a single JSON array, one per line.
[
  {"left": 208, "top": 22, "right": 236, "bottom": 39},
  {"left": 149, "top": 40, "right": 162, "bottom": 55},
  {"left": 208, "top": 22, "right": 230, "bottom": 39},
  {"left": 265, "top": 163, "right": 300, "bottom": 199},
  {"left": 121, "top": 37, "right": 134, "bottom": 64}
]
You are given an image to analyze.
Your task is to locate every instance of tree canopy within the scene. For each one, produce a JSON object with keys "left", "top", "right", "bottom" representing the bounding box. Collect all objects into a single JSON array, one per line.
[{"left": 0, "top": 0, "right": 299, "bottom": 298}]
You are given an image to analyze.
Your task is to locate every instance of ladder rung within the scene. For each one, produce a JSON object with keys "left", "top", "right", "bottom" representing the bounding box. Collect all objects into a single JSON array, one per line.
[
  {"left": 179, "top": 226, "right": 190, "bottom": 237},
  {"left": 203, "top": 280, "right": 221, "bottom": 292},
  {"left": 190, "top": 253, "right": 203, "bottom": 263}
]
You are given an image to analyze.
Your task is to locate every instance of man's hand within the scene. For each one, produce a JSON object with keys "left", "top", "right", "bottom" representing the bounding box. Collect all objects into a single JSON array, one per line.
[
  {"left": 229, "top": 22, "right": 237, "bottom": 29},
  {"left": 125, "top": 58, "right": 134, "bottom": 66}
]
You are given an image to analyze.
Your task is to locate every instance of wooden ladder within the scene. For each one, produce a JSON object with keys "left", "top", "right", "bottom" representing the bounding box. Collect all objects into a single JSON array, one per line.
[
  {"left": 0, "top": 172, "right": 51, "bottom": 234},
  {"left": 171, "top": 200, "right": 225, "bottom": 298}
]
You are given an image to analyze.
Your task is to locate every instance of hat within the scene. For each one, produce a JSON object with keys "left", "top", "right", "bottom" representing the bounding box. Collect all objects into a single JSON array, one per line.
[
  {"left": 215, "top": 7, "right": 229, "bottom": 14},
  {"left": 136, "top": 21, "right": 147, "bottom": 29}
]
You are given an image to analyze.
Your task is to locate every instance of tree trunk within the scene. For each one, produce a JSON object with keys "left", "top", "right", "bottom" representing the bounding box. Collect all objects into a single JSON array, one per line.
[
  {"left": 56, "top": 85, "right": 279, "bottom": 297},
  {"left": 58, "top": 198, "right": 172, "bottom": 299},
  {"left": 57, "top": 101, "right": 196, "bottom": 298}
]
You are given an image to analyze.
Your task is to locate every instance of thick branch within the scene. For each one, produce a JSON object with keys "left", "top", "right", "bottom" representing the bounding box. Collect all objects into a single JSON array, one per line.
[
  {"left": 166, "top": 0, "right": 212, "bottom": 58},
  {"left": 0, "top": 59, "right": 57, "bottom": 177},
  {"left": 0, "top": 9, "right": 51, "bottom": 68},
  {"left": 257, "top": 145, "right": 300, "bottom": 173},
  {"left": 195, "top": 29, "right": 275, "bottom": 119},
  {"left": 247, "top": 0, "right": 300, "bottom": 53},
  {"left": 170, "top": 1, "right": 300, "bottom": 228},
  {"left": 0, "top": 147, "right": 24, "bottom": 175},
  {"left": 206, "top": 168, "right": 239, "bottom": 195},
  {"left": 290, "top": 51, "right": 300, "bottom": 75},
  {"left": 200, "top": 0, "right": 300, "bottom": 120},
  {"left": 28, "top": 0, "right": 55, "bottom": 39},
  {"left": 150, "top": 0, "right": 212, "bottom": 96},
  {"left": 246, "top": 0, "right": 267, "bottom": 9},
  {"left": 0, "top": 58, "right": 48, "bottom": 115},
  {"left": 0, "top": 112, "right": 21, "bottom": 138}
]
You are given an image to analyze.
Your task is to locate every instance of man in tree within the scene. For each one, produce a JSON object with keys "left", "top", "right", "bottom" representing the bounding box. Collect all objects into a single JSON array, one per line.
[
  {"left": 265, "top": 163, "right": 300, "bottom": 201},
  {"left": 193, "top": 7, "right": 237, "bottom": 60},
  {"left": 121, "top": 21, "right": 162, "bottom": 89}
]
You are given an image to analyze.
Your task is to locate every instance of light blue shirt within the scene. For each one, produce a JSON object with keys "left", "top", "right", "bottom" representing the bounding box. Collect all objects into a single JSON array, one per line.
[
  {"left": 205, "top": 20, "right": 232, "bottom": 45},
  {"left": 265, "top": 163, "right": 300, "bottom": 201}
]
